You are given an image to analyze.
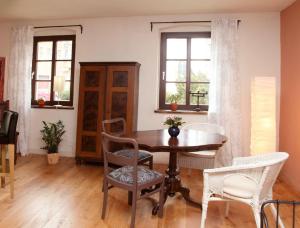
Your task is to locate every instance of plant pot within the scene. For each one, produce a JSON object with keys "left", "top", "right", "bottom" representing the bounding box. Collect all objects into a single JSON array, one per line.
[
  {"left": 168, "top": 126, "right": 180, "bottom": 137},
  {"left": 47, "top": 153, "right": 59, "bottom": 164},
  {"left": 170, "top": 103, "right": 178, "bottom": 111}
]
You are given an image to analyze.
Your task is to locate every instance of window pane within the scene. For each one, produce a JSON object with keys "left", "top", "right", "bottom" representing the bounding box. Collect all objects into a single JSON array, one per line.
[
  {"left": 56, "top": 41, "right": 72, "bottom": 60},
  {"left": 191, "top": 38, "right": 211, "bottom": 59},
  {"left": 54, "top": 81, "right": 70, "bottom": 101},
  {"left": 190, "top": 83, "right": 209, "bottom": 105},
  {"left": 167, "top": 38, "right": 187, "bottom": 59},
  {"left": 36, "top": 61, "right": 52, "bottom": 80},
  {"left": 37, "top": 42, "right": 53, "bottom": 60},
  {"left": 166, "top": 61, "right": 186, "bottom": 82},
  {"left": 55, "top": 61, "right": 71, "bottom": 80},
  {"left": 191, "top": 61, "right": 211, "bottom": 82},
  {"left": 165, "top": 83, "right": 186, "bottom": 105},
  {"left": 35, "top": 81, "right": 51, "bottom": 101}
]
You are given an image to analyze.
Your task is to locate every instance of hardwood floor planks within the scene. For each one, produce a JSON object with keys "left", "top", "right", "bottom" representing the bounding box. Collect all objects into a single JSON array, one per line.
[{"left": 0, "top": 154, "right": 299, "bottom": 228}]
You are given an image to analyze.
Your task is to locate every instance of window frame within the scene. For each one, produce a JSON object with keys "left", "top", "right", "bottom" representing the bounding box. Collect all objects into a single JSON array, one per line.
[
  {"left": 31, "top": 35, "right": 76, "bottom": 107},
  {"left": 159, "top": 32, "right": 211, "bottom": 111}
]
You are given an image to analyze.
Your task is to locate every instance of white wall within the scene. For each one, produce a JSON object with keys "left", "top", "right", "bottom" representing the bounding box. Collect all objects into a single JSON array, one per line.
[{"left": 0, "top": 12, "right": 280, "bottom": 163}]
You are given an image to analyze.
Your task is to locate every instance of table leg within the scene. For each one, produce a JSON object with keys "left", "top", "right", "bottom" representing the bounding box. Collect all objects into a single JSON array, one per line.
[{"left": 165, "top": 152, "right": 202, "bottom": 208}]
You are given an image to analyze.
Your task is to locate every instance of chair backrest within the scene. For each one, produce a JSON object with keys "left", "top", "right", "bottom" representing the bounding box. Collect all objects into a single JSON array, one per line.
[
  {"left": 0, "top": 100, "right": 9, "bottom": 123},
  {"left": 101, "top": 132, "right": 139, "bottom": 183},
  {"left": 102, "top": 118, "right": 126, "bottom": 136},
  {"left": 256, "top": 152, "right": 289, "bottom": 201},
  {"left": 182, "top": 122, "right": 225, "bottom": 135},
  {"left": 0, "top": 110, "right": 18, "bottom": 143}
]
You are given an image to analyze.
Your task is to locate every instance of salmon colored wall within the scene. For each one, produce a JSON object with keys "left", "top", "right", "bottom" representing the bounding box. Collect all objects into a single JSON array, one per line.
[{"left": 280, "top": 0, "right": 300, "bottom": 191}]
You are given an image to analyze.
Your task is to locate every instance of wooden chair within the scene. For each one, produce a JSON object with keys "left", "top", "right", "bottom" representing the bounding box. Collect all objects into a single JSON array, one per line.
[
  {"left": 0, "top": 110, "right": 18, "bottom": 199},
  {"left": 101, "top": 132, "right": 165, "bottom": 228},
  {"left": 200, "top": 152, "right": 289, "bottom": 228},
  {"left": 178, "top": 123, "right": 225, "bottom": 173},
  {"left": 102, "top": 118, "right": 153, "bottom": 169}
]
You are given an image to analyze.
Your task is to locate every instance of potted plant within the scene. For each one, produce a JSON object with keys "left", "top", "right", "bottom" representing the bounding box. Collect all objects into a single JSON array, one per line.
[
  {"left": 37, "top": 97, "right": 45, "bottom": 107},
  {"left": 41, "top": 120, "right": 66, "bottom": 164},
  {"left": 169, "top": 94, "right": 180, "bottom": 111},
  {"left": 163, "top": 116, "right": 185, "bottom": 137}
]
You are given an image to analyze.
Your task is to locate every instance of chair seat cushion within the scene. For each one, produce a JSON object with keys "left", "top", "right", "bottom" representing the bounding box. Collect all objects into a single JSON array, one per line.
[
  {"left": 181, "top": 150, "right": 216, "bottom": 158},
  {"left": 108, "top": 166, "right": 162, "bottom": 185},
  {"left": 223, "top": 174, "right": 257, "bottom": 199},
  {"left": 115, "top": 149, "right": 152, "bottom": 161}
]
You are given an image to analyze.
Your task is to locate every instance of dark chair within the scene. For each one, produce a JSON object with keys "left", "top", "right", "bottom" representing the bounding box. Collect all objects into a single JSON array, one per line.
[
  {"left": 102, "top": 118, "right": 153, "bottom": 169},
  {"left": 0, "top": 100, "right": 18, "bottom": 164},
  {"left": 0, "top": 110, "right": 18, "bottom": 198},
  {"left": 101, "top": 132, "right": 165, "bottom": 228}
]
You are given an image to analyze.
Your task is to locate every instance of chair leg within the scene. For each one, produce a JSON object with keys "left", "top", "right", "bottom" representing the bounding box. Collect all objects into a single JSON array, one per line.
[
  {"left": 8, "top": 144, "right": 14, "bottom": 199},
  {"left": 270, "top": 203, "right": 285, "bottom": 228},
  {"left": 252, "top": 206, "right": 261, "bottom": 228},
  {"left": 225, "top": 202, "right": 230, "bottom": 217},
  {"left": 158, "top": 180, "right": 165, "bottom": 218},
  {"left": 200, "top": 196, "right": 209, "bottom": 228},
  {"left": 1, "top": 145, "right": 6, "bottom": 188},
  {"left": 130, "top": 191, "right": 137, "bottom": 228},
  {"left": 101, "top": 178, "right": 108, "bottom": 219},
  {"left": 149, "top": 158, "right": 153, "bottom": 170}
]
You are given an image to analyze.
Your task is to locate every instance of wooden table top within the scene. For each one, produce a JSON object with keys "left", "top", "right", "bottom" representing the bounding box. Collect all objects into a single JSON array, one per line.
[{"left": 130, "top": 129, "right": 227, "bottom": 153}]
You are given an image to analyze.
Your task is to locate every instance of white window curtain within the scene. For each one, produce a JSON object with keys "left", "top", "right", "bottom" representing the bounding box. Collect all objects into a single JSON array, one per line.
[
  {"left": 209, "top": 19, "right": 242, "bottom": 166},
  {"left": 7, "top": 26, "right": 33, "bottom": 155}
]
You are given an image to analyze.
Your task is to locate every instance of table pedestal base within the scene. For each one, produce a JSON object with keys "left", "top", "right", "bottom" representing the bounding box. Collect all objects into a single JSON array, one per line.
[{"left": 152, "top": 151, "right": 202, "bottom": 214}]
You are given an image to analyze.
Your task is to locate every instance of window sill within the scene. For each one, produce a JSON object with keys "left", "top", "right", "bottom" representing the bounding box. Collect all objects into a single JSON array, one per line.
[
  {"left": 31, "top": 105, "right": 74, "bottom": 110},
  {"left": 154, "top": 109, "right": 208, "bottom": 115}
]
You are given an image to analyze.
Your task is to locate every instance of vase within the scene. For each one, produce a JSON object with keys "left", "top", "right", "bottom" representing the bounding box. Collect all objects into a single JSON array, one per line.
[{"left": 168, "top": 126, "right": 180, "bottom": 137}]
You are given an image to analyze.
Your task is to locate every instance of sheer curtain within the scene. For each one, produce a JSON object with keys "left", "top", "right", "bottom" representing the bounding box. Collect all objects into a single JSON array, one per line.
[
  {"left": 209, "top": 19, "right": 242, "bottom": 166},
  {"left": 7, "top": 26, "right": 33, "bottom": 155}
]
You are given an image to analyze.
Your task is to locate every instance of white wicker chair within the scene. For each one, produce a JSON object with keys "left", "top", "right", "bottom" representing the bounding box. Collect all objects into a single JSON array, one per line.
[
  {"left": 178, "top": 123, "right": 225, "bottom": 172},
  {"left": 200, "top": 152, "right": 289, "bottom": 228}
]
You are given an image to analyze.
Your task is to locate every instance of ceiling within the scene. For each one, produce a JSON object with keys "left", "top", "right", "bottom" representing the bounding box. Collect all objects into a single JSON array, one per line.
[{"left": 0, "top": 0, "right": 296, "bottom": 21}]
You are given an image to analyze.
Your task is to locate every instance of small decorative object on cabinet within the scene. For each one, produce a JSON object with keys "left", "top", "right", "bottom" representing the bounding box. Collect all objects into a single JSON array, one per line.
[
  {"left": 41, "top": 120, "right": 66, "bottom": 165},
  {"left": 169, "top": 94, "right": 179, "bottom": 111},
  {"left": 163, "top": 116, "right": 185, "bottom": 137},
  {"left": 76, "top": 62, "right": 140, "bottom": 163}
]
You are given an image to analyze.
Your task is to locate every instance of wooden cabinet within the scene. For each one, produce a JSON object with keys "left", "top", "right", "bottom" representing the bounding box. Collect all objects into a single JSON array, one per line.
[{"left": 76, "top": 62, "right": 140, "bottom": 163}]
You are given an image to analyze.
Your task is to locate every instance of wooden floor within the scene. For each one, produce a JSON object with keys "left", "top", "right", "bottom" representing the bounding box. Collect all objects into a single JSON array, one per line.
[{"left": 0, "top": 155, "right": 300, "bottom": 228}]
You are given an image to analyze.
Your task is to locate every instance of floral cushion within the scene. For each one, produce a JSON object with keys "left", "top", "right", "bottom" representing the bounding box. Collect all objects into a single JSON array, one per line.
[
  {"left": 114, "top": 149, "right": 152, "bottom": 160},
  {"left": 108, "top": 166, "right": 163, "bottom": 185}
]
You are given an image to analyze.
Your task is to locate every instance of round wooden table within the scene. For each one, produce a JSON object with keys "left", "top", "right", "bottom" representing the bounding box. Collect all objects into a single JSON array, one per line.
[{"left": 130, "top": 129, "right": 227, "bottom": 210}]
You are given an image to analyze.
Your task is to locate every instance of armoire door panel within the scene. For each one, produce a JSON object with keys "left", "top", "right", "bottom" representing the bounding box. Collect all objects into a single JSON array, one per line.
[
  {"left": 112, "top": 71, "right": 128, "bottom": 87},
  {"left": 83, "top": 91, "right": 99, "bottom": 131},
  {"left": 84, "top": 71, "right": 100, "bottom": 87},
  {"left": 76, "top": 62, "right": 139, "bottom": 163}
]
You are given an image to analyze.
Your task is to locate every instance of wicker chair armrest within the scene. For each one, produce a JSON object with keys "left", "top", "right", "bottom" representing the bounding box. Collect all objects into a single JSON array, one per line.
[{"left": 204, "top": 164, "right": 265, "bottom": 174}]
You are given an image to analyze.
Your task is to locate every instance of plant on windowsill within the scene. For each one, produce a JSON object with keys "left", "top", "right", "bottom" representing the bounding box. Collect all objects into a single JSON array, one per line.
[
  {"left": 41, "top": 120, "right": 66, "bottom": 165},
  {"left": 163, "top": 116, "right": 185, "bottom": 137},
  {"left": 37, "top": 97, "right": 46, "bottom": 107},
  {"left": 169, "top": 94, "right": 180, "bottom": 111}
]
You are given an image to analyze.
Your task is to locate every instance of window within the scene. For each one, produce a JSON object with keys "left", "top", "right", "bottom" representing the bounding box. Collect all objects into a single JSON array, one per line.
[
  {"left": 31, "top": 35, "right": 76, "bottom": 106},
  {"left": 159, "top": 32, "right": 211, "bottom": 111}
]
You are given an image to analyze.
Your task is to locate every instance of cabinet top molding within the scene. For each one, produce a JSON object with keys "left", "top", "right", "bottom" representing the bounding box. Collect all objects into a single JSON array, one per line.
[{"left": 79, "top": 62, "right": 141, "bottom": 66}]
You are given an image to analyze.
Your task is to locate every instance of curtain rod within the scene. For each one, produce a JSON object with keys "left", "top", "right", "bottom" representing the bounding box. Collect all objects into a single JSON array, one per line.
[
  {"left": 34, "top": 24, "right": 83, "bottom": 34},
  {"left": 150, "top": 20, "right": 241, "bottom": 32}
]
